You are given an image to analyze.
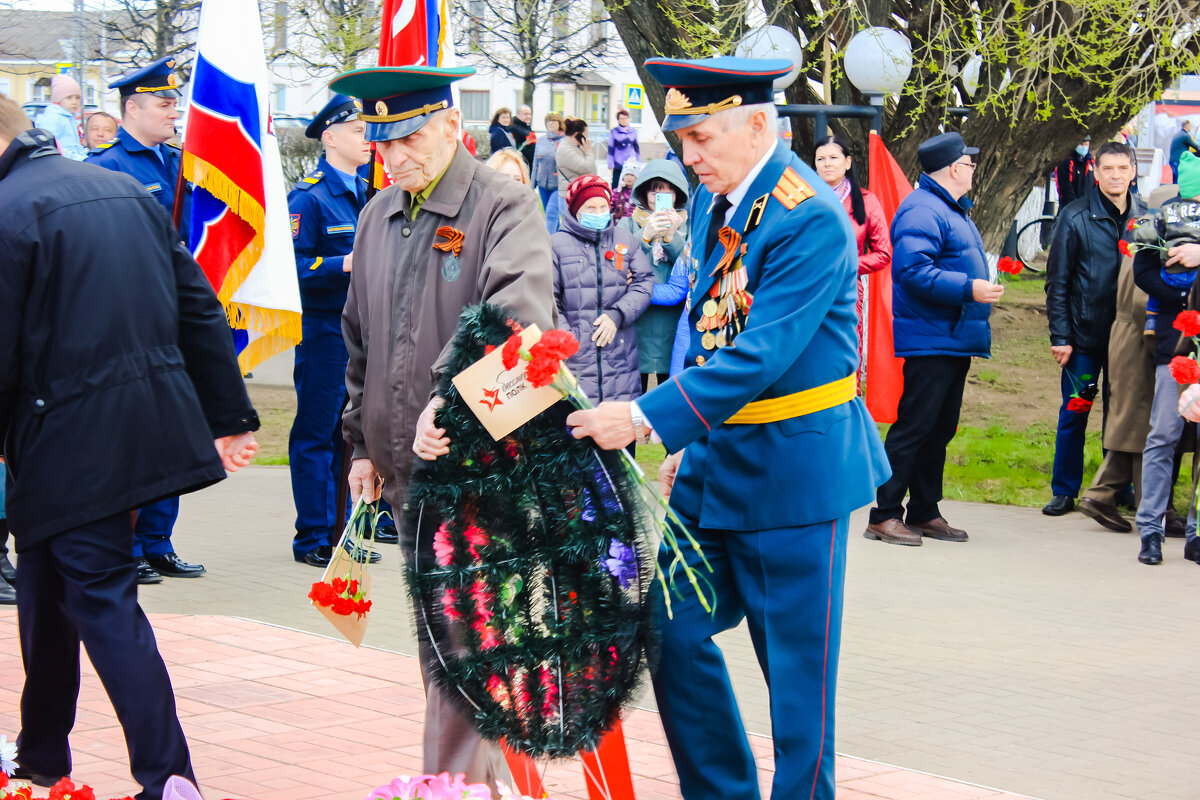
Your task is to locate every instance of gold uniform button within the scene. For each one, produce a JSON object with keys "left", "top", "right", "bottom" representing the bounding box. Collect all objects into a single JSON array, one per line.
[{"left": 695, "top": 355, "right": 706, "bottom": 366}]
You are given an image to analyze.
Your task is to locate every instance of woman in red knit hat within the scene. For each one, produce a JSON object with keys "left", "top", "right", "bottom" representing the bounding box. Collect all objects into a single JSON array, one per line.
[{"left": 551, "top": 175, "right": 655, "bottom": 414}]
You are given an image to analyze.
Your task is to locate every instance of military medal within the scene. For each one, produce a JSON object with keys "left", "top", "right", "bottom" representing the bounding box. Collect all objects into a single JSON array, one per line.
[
  {"left": 701, "top": 332, "right": 716, "bottom": 350},
  {"left": 432, "top": 225, "right": 465, "bottom": 283},
  {"left": 702, "top": 299, "right": 718, "bottom": 317}
]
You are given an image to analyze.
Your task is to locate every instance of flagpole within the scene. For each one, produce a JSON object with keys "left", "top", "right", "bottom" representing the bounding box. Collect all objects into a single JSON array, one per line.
[{"left": 171, "top": 147, "right": 187, "bottom": 232}]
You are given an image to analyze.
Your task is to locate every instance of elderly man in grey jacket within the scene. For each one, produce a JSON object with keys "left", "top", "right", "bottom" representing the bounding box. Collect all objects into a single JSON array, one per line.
[{"left": 331, "top": 66, "right": 556, "bottom": 788}]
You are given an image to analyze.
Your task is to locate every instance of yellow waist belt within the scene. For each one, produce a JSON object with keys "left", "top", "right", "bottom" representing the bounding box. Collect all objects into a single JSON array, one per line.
[{"left": 726, "top": 374, "right": 856, "bottom": 425}]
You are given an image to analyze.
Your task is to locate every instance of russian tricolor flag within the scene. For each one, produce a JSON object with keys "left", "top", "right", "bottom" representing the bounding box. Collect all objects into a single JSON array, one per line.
[{"left": 183, "top": 0, "right": 301, "bottom": 372}]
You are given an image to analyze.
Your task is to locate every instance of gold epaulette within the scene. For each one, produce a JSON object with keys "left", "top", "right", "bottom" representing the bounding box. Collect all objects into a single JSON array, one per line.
[
  {"left": 771, "top": 167, "right": 815, "bottom": 210},
  {"left": 296, "top": 170, "right": 324, "bottom": 190}
]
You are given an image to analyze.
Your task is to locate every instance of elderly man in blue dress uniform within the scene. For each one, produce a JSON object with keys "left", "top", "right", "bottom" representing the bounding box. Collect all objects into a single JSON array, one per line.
[
  {"left": 287, "top": 94, "right": 396, "bottom": 567},
  {"left": 566, "top": 57, "right": 890, "bottom": 800},
  {"left": 86, "top": 55, "right": 203, "bottom": 585}
]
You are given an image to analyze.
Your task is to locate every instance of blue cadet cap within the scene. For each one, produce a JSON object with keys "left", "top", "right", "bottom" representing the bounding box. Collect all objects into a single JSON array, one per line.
[
  {"left": 328, "top": 66, "right": 476, "bottom": 143},
  {"left": 109, "top": 55, "right": 181, "bottom": 98},
  {"left": 305, "top": 93, "right": 363, "bottom": 139},
  {"left": 917, "top": 131, "right": 979, "bottom": 174},
  {"left": 643, "top": 56, "right": 792, "bottom": 132}
]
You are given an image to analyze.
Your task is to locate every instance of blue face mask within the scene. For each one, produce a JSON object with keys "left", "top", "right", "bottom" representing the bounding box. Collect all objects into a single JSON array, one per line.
[
  {"left": 579, "top": 211, "right": 611, "bottom": 230},
  {"left": 1076, "top": 144, "right": 1090, "bottom": 158}
]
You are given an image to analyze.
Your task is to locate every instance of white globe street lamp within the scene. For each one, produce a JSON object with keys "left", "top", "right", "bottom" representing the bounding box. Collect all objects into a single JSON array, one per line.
[
  {"left": 734, "top": 26, "right": 805, "bottom": 91},
  {"left": 843, "top": 27, "right": 913, "bottom": 97}
]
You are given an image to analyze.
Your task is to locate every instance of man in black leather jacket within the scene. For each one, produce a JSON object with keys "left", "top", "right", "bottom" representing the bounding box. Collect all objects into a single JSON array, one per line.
[
  {"left": 0, "top": 96, "right": 259, "bottom": 799},
  {"left": 1044, "top": 141, "right": 1146, "bottom": 516}
]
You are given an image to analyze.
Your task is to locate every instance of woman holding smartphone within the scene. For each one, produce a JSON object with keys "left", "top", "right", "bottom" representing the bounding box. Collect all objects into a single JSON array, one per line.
[{"left": 618, "top": 159, "right": 691, "bottom": 392}]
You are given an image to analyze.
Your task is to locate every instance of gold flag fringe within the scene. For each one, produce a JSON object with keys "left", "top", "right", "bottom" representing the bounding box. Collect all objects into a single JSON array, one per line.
[{"left": 182, "top": 151, "right": 266, "bottom": 235}]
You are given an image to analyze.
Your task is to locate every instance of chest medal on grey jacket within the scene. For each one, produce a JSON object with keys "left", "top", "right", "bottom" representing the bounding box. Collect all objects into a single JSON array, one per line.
[{"left": 433, "top": 225, "right": 464, "bottom": 282}]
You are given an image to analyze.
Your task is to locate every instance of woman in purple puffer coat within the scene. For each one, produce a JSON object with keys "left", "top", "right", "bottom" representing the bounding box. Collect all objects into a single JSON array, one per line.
[
  {"left": 551, "top": 175, "right": 653, "bottom": 404},
  {"left": 606, "top": 109, "right": 640, "bottom": 189}
]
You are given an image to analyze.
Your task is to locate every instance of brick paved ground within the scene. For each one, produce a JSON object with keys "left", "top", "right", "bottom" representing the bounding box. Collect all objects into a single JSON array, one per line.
[
  {"left": 0, "top": 612, "right": 1028, "bottom": 800},
  {"left": 5, "top": 465, "right": 1196, "bottom": 799}
]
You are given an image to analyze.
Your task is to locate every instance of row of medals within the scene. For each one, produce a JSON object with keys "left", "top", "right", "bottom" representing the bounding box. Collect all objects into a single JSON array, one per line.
[{"left": 696, "top": 265, "right": 752, "bottom": 351}]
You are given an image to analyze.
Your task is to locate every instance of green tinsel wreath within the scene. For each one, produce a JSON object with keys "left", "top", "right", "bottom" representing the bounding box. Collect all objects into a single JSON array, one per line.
[{"left": 405, "top": 303, "right": 659, "bottom": 758}]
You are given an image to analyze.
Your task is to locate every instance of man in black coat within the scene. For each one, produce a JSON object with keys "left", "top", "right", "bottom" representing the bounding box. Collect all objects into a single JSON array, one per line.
[
  {"left": 0, "top": 98, "right": 260, "bottom": 799},
  {"left": 1043, "top": 141, "right": 1145, "bottom": 517},
  {"left": 1055, "top": 135, "right": 1094, "bottom": 208}
]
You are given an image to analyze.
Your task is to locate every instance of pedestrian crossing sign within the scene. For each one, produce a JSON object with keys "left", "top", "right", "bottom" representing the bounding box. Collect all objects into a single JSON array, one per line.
[{"left": 626, "top": 85, "right": 643, "bottom": 110}]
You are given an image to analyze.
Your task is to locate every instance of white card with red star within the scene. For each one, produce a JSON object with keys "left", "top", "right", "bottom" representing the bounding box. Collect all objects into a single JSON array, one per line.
[{"left": 452, "top": 324, "right": 565, "bottom": 440}]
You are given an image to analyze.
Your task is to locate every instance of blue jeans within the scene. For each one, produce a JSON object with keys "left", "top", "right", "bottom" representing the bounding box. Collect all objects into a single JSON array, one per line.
[
  {"left": 541, "top": 189, "right": 562, "bottom": 234},
  {"left": 1051, "top": 351, "right": 1108, "bottom": 498},
  {"left": 1136, "top": 364, "right": 1198, "bottom": 542}
]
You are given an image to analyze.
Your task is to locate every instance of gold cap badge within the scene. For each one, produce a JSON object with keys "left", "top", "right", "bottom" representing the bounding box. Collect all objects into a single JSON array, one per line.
[{"left": 375, "top": 100, "right": 388, "bottom": 115}]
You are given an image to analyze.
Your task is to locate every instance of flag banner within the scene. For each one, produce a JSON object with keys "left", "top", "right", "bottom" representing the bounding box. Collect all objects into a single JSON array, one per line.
[
  {"left": 864, "top": 131, "right": 911, "bottom": 424},
  {"left": 184, "top": 0, "right": 301, "bottom": 372}
]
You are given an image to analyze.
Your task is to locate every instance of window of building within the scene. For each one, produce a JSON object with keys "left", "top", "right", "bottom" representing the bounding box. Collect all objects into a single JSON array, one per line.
[
  {"left": 85, "top": 80, "right": 98, "bottom": 106},
  {"left": 575, "top": 87, "right": 608, "bottom": 127},
  {"left": 468, "top": 0, "right": 486, "bottom": 49},
  {"left": 460, "top": 89, "right": 490, "bottom": 122},
  {"left": 0, "top": 79, "right": 12, "bottom": 98},
  {"left": 274, "top": 84, "right": 287, "bottom": 113},
  {"left": 32, "top": 77, "right": 51, "bottom": 102},
  {"left": 274, "top": 1, "right": 288, "bottom": 52},
  {"left": 589, "top": 0, "right": 608, "bottom": 51},
  {"left": 550, "top": 89, "right": 566, "bottom": 116}
]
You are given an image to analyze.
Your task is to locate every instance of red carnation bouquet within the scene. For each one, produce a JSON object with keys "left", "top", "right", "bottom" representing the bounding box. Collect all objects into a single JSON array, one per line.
[
  {"left": 1063, "top": 368, "right": 1099, "bottom": 414},
  {"left": 996, "top": 256, "right": 1024, "bottom": 275},
  {"left": 308, "top": 498, "right": 388, "bottom": 646},
  {"left": 498, "top": 324, "right": 713, "bottom": 617},
  {"left": 1169, "top": 310, "right": 1200, "bottom": 385}
]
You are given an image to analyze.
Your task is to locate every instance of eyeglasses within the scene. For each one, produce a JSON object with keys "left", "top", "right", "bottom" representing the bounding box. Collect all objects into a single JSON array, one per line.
[{"left": 954, "top": 160, "right": 976, "bottom": 170}]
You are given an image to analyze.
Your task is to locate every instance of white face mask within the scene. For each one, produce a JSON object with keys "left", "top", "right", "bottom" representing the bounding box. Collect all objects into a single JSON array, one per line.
[{"left": 1076, "top": 144, "right": 1090, "bottom": 158}]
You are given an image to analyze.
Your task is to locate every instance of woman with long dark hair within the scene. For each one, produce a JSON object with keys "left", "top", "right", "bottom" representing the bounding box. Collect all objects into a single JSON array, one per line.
[{"left": 814, "top": 135, "right": 892, "bottom": 384}]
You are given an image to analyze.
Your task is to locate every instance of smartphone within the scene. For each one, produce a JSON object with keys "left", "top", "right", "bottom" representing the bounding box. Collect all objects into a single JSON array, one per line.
[{"left": 654, "top": 192, "right": 674, "bottom": 212}]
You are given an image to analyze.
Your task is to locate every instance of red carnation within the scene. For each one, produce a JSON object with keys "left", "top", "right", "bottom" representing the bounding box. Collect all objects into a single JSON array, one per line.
[
  {"left": 996, "top": 256, "right": 1023, "bottom": 275},
  {"left": 347, "top": 579, "right": 359, "bottom": 596},
  {"left": 1066, "top": 397, "right": 1093, "bottom": 413},
  {"left": 1118, "top": 240, "right": 1135, "bottom": 257},
  {"left": 331, "top": 577, "right": 347, "bottom": 595},
  {"left": 1169, "top": 355, "right": 1200, "bottom": 384},
  {"left": 1174, "top": 310, "right": 1200, "bottom": 338},
  {"left": 1126, "top": 218, "right": 1138, "bottom": 232},
  {"left": 501, "top": 333, "right": 524, "bottom": 370},
  {"left": 524, "top": 355, "right": 560, "bottom": 388},
  {"left": 532, "top": 329, "right": 579, "bottom": 361},
  {"left": 605, "top": 250, "right": 615, "bottom": 261}
]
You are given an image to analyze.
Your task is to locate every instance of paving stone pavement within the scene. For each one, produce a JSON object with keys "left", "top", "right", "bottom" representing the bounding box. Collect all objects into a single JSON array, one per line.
[{"left": 25, "top": 466, "right": 1199, "bottom": 800}]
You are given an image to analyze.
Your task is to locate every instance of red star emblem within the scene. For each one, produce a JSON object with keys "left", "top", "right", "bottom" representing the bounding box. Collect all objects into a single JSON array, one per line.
[{"left": 479, "top": 387, "right": 504, "bottom": 412}]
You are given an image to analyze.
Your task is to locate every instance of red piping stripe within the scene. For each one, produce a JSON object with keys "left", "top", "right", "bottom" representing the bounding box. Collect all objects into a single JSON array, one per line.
[
  {"left": 675, "top": 380, "right": 711, "bottom": 431},
  {"left": 808, "top": 519, "right": 836, "bottom": 800}
]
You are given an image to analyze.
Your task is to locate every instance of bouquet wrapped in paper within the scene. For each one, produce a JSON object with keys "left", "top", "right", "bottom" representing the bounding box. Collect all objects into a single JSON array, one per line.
[{"left": 308, "top": 499, "right": 386, "bottom": 647}]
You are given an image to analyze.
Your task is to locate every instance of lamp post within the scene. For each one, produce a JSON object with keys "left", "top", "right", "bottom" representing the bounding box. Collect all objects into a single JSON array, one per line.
[{"left": 774, "top": 26, "right": 913, "bottom": 141}]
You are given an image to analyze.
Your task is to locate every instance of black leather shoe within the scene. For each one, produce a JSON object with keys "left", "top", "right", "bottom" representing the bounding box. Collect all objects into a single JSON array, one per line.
[
  {"left": 295, "top": 546, "right": 332, "bottom": 568},
  {"left": 373, "top": 525, "right": 400, "bottom": 545},
  {"left": 1114, "top": 490, "right": 1136, "bottom": 510},
  {"left": 136, "top": 558, "right": 163, "bottom": 585},
  {"left": 1165, "top": 509, "right": 1187, "bottom": 538},
  {"left": 1138, "top": 534, "right": 1164, "bottom": 565},
  {"left": 0, "top": 554, "right": 16, "bottom": 584},
  {"left": 145, "top": 552, "right": 206, "bottom": 578},
  {"left": 1078, "top": 497, "right": 1132, "bottom": 532},
  {"left": 11, "top": 767, "right": 64, "bottom": 788},
  {"left": 1184, "top": 538, "right": 1200, "bottom": 564},
  {"left": 344, "top": 541, "right": 382, "bottom": 564},
  {"left": 1042, "top": 495, "right": 1075, "bottom": 516},
  {"left": 0, "top": 578, "right": 16, "bottom": 605}
]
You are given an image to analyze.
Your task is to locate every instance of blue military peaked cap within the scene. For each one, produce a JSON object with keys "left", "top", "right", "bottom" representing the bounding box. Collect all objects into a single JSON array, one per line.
[
  {"left": 643, "top": 56, "right": 792, "bottom": 132},
  {"left": 305, "top": 93, "right": 363, "bottom": 139},
  {"left": 329, "top": 66, "right": 476, "bottom": 143},
  {"left": 917, "top": 131, "right": 979, "bottom": 173},
  {"left": 109, "top": 55, "right": 182, "bottom": 98}
]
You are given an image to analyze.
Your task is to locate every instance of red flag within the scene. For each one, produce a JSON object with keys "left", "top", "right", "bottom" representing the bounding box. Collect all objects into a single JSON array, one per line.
[
  {"left": 379, "top": 0, "right": 433, "bottom": 66},
  {"left": 864, "top": 131, "right": 911, "bottom": 424}
]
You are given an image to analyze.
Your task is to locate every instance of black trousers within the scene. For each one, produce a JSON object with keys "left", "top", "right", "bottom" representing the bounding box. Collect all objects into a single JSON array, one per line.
[
  {"left": 870, "top": 355, "right": 971, "bottom": 525},
  {"left": 16, "top": 512, "right": 194, "bottom": 800}
]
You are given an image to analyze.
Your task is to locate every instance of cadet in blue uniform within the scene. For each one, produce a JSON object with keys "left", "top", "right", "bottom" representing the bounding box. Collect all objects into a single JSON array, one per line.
[
  {"left": 289, "top": 94, "right": 397, "bottom": 566},
  {"left": 565, "top": 58, "right": 890, "bottom": 800},
  {"left": 86, "top": 56, "right": 203, "bottom": 584}
]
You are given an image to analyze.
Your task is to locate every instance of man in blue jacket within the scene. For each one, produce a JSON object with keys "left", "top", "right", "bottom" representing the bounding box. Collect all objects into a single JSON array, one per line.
[
  {"left": 1168, "top": 120, "right": 1200, "bottom": 184},
  {"left": 564, "top": 56, "right": 890, "bottom": 799},
  {"left": 865, "top": 132, "right": 1004, "bottom": 546}
]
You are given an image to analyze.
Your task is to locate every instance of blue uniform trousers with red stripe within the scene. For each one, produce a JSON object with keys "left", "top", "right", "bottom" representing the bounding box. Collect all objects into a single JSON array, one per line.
[{"left": 651, "top": 514, "right": 848, "bottom": 800}]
